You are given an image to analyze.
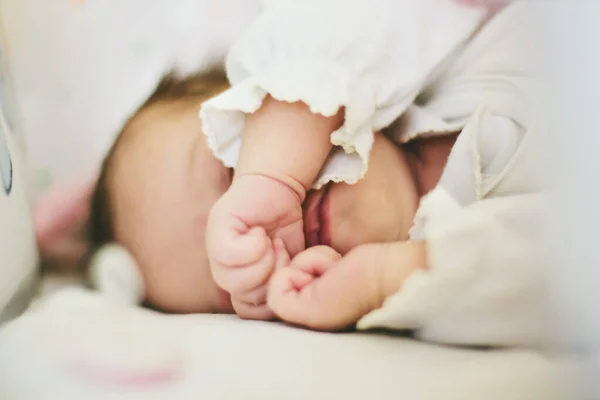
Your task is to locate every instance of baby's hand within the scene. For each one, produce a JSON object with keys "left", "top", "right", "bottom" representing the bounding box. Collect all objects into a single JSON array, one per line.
[
  {"left": 268, "top": 241, "right": 427, "bottom": 331},
  {"left": 267, "top": 244, "right": 382, "bottom": 331},
  {"left": 206, "top": 174, "right": 305, "bottom": 320}
]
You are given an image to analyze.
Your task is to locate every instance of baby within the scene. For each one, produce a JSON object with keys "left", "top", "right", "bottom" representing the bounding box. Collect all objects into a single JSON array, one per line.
[
  {"left": 92, "top": 0, "right": 543, "bottom": 345},
  {"left": 201, "top": 96, "right": 344, "bottom": 318},
  {"left": 200, "top": 0, "right": 512, "bottom": 318},
  {"left": 90, "top": 69, "right": 438, "bottom": 317},
  {"left": 197, "top": 0, "right": 541, "bottom": 342},
  {"left": 90, "top": 70, "right": 234, "bottom": 313}
]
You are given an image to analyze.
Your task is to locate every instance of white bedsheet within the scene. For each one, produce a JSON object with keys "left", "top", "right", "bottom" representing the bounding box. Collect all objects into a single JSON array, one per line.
[{"left": 0, "top": 282, "right": 586, "bottom": 400}]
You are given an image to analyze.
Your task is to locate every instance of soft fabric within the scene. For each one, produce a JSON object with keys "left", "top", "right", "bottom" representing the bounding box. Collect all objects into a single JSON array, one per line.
[
  {"left": 0, "top": 0, "right": 261, "bottom": 198},
  {"left": 0, "top": 94, "right": 38, "bottom": 323},
  {"left": 201, "top": 0, "right": 543, "bottom": 347},
  {"left": 89, "top": 244, "right": 145, "bottom": 306},
  {"left": 0, "top": 287, "right": 586, "bottom": 399},
  {"left": 200, "top": 0, "right": 486, "bottom": 189},
  {"left": 33, "top": 176, "right": 96, "bottom": 272},
  {"left": 357, "top": 2, "right": 543, "bottom": 347},
  {"left": 1, "top": 0, "right": 260, "bottom": 272}
]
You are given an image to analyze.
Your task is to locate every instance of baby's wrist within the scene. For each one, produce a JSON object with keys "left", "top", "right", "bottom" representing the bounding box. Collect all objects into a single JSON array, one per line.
[
  {"left": 234, "top": 171, "right": 307, "bottom": 203},
  {"left": 237, "top": 97, "right": 343, "bottom": 199},
  {"left": 233, "top": 172, "right": 306, "bottom": 204}
]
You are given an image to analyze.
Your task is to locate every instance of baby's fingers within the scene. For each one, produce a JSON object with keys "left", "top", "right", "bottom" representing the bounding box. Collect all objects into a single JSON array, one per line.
[
  {"left": 291, "top": 246, "right": 342, "bottom": 276},
  {"left": 211, "top": 240, "right": 276, "bottom": 294},
  {"left": 234, "top": 283, "right": 268, "bottom": 308},
  {"left": 268, "top": 267, "right": 315, "bottom": 309},
  {"left": 206, "top": 210, "right": 269, "bottom": 267},
  {"left": 231, "top": 297, "right": 276, "bottom": 321},
  {"left": 268, "top": 246, "right": 378, "bottom": 331},
  {"left": 232, "top": 241, "right": 286, "bottom": 314},
  {"left": 266, "top": 246, "right": 341, "bottom": 316},
  {"left": 273, "top": 238, "right": 291, "bottom": 270},
  {"left": 268, "top": 267, "right": 327, "bottom": 329}
]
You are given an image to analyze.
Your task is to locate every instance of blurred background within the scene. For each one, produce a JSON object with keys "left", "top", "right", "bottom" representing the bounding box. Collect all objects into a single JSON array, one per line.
[
  {"left": 1, "top": 0, "right": 260, "bottom": 197},
  {"left": 541, "top": 1, "right": 600, "bottom": 396}
]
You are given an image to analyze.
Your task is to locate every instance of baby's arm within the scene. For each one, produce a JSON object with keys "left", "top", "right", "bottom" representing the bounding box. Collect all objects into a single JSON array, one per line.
[
  {"left": 236, "top": 96, "right": 342, "bottom": 201},
  {"left": 206, "top": 98, "right": 343, "bottom": 319},
  {"left": 203, "top": 0, "right": 485, "bottom": 320}
]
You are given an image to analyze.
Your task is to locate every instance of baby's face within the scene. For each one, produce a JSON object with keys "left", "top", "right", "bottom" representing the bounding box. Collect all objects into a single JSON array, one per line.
[
  {"left": 112, "top": 104, "right": 418, "bottom": 313},
  {"left": 110, "top": 101, "right": 234, "bottom": 313},
  {"left": 307, "top": 134, "right": 418, "bottom": 255}
]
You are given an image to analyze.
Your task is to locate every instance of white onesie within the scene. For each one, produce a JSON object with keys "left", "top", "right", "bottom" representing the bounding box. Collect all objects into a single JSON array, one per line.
[{"left": 201, "top": 1, "right": 545, "bottom": 347}]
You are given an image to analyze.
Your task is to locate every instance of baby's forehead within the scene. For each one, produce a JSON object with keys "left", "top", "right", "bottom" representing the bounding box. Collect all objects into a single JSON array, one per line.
[
  {"left": 110, "top": 109, "right": 206, "bottom": 260},
  {"left": 111, "top": 99, "right": 226, "bottom": 233},
  {"left": 109, "top": 104, "right": 194, "bottom": 210},
  {"left": 116, "top": 103, "right": 200, "bottom": 165},
  {"left": 123, "top": 101, "right": 192, "bottom": 140}
]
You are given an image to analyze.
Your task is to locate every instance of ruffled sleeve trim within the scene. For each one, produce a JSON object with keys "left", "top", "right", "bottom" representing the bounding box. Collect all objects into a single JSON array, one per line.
[{"left": 200, "top": 60, "right": 378, "bottom": 189}]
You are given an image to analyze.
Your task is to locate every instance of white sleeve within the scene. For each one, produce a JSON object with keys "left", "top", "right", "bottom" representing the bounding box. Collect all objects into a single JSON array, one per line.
[
  {"left": 200, "top": 0, "right": 485, "bottom": 188},
  {"left": 357, "top": 191, "right": 548, "bottom": 348},
  {"left": 434, "top": 107, "right": 525, "bottom": 207},
  {"left": 357, "top": 99, "right": 545, "bottom": 347}
]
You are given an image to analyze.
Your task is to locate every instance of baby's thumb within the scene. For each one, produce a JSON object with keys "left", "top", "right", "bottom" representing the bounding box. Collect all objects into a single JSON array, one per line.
[{"left": 291, "top": 246, "right": 342, "bottom": 276}]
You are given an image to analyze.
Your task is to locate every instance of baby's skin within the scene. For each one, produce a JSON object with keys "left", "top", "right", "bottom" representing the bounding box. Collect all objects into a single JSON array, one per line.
[
  {"left": 204, "top": 0, "right": 511, "bottom": 320},
  {"left": 204, "top": 89, "right": 461, "bottom": 325},
  {"left": 268, "top": 241, "right": 427, "bottom": 331},
  {"left": 90, "top": 72, "right": 455, "bottom": 329},
  {"left": 206, "top": 97, "right": 343, "bottom": 319},
  {"left": 204, "top": 93, "right": 458, "bottom": 322}
]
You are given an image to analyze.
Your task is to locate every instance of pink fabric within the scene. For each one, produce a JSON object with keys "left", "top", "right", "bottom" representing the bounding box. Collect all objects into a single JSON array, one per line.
[
  {"left": 68, "top": 357, "right": 182, "bottom": 387},
  {"left": 34, "top": 175, "right": 97, "bottom": 270},
  {"left": 34, "top": 178, "right": 95, "bottom": 245}
]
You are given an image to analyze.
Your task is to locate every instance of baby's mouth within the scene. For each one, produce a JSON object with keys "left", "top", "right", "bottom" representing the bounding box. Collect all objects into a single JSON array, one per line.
[{"left": 303, "top": 184, "right": 331, "bottom": 248}]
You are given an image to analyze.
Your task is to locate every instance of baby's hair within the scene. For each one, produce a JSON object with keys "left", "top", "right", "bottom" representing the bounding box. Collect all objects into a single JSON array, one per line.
[{"left": 89, "top": 68, "right": 229, "bottom": 252}]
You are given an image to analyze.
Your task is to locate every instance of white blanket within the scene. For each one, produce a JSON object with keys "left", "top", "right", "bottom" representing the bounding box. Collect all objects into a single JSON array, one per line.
[
  {"left": 0, "top": 283, "right": 586, "bottom": 400},
  {"left": 0, "top": 0, "right": 260, "bottom": 196}
]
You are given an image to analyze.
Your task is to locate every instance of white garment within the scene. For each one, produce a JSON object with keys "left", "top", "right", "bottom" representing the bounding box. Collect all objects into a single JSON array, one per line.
[
  {"left": 201, "top": 1, "right": 544, "bottom": 347},
  {"left": 358, "top": 3, "right": 544, "bottom": 347},
  {"left": 200, "top": 0, "right": 486, "bottom": 188},
  {"left": 0, "top": 25, "right": 38, "bottom": 323}
]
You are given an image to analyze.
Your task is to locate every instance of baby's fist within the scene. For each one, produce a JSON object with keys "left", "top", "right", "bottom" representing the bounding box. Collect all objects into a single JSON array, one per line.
[
  {"left": 206, "top": 174, "right": 305, "bottom": 317},
  {"left": 268, "top": 245, "right": 380, "bottom": 331},
  {"left": 269, "top": 242, "right": 428, "bottom": 330}
]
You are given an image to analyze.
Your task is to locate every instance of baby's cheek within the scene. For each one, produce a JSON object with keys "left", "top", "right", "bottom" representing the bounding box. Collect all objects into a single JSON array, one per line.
[
  {"left": 326, "top": 195, "right": 363, "bottom": 254},
  {"left": 329, "top": 213, "right": 392, "bottom": 255}
]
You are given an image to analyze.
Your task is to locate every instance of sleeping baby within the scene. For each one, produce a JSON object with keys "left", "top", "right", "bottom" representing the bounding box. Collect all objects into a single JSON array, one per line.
[
  {"left": 90, "top": 0, "right": 544, "bottom": 346},
  {"left": 199, "top": 0, "right": 543, "bottom": 346},
  {"left": 90, "top": 70, "right": 449, "bottom": 316}
]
